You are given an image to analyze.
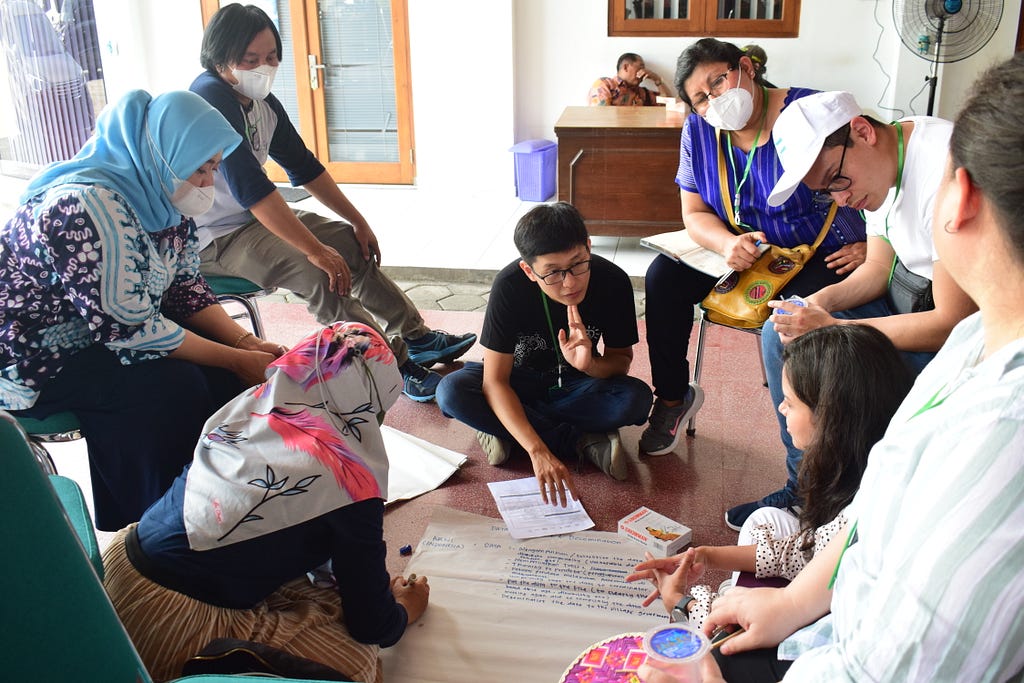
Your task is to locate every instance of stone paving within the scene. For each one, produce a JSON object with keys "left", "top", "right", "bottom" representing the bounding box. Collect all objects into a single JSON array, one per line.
[{"left": 262, "top": 269, "right": 647, "bottom": 318}]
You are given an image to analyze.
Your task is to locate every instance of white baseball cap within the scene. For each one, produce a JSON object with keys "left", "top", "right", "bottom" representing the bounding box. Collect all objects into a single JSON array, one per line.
[{"left": 767, "top": 91, "right": 862, "bottom": 207}]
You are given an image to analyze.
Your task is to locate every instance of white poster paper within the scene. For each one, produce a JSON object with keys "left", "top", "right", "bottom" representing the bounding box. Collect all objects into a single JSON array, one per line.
[
  {"left": 380, "top": 507, "right": 666, "bottom": 683},
  {"left": 383, "top": 426, "right": 467, "bottom": 505}
]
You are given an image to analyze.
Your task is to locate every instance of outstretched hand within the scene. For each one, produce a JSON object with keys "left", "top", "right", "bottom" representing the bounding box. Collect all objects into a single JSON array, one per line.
[
  {"left": 626, "top": 548, "right": 707, "bottom": 611},
  {"left": 531, "top": 449, "right": 578, "bottom": 508}
]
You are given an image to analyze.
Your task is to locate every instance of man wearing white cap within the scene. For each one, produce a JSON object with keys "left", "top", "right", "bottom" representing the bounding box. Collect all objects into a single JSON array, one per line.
[{"left": 726, "top": 90, "right": 977, "bottom": 530}]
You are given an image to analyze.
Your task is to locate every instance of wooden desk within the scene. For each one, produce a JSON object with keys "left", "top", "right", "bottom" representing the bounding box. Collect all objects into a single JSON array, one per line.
[{"left": 554, "top": 105, "right": 686, "bottom": 237}]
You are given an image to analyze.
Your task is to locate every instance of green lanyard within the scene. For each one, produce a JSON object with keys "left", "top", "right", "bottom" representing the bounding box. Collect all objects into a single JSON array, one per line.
[
  {"left": 910, "top": 382, "right": 954, "bottom": 419},
  {"left": 884, "top": 122, "right": 905, "bottom": 286},
  {"left": 540, "top": 291, "right": 563, "bottom": 389},
  {"left": 725, "top": 86, "right": 768, "bottom": 229},
  {"left": 828, "top": 520, "right": 858, "bottom": 589}
]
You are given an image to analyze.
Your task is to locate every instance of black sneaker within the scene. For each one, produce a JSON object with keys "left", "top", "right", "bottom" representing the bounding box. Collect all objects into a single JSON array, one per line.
[
  {"left": 406, "top": 330, "right": 477, "bottom": 367},
  {"left": 399, "top": 360, "right": 441, "bottom": 402},
  {"left": 639, "top": 384, "right": 705, "bottom": 455},
  {"left": 725, "top": 487, "right": 802, "bottom": 531}
]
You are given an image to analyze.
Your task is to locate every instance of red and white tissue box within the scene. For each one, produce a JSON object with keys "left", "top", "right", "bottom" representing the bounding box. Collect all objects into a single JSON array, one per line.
[{"left": 618, "top": 506, "right": 692, "bottom": 557}]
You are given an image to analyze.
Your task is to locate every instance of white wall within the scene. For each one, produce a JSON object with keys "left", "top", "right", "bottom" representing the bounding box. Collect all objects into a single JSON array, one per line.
[
  {"left": 513, "top": 0, "right": 1022, "bottom": 140},
  {"left": 407, "top": 0, "right": 516, "bottom": 193},
  {"left": 93, "top": 0, "right": 204, "bottom": 105},
  {"left": 85, "top": 0, "right": 1022, "bottom": 195}
]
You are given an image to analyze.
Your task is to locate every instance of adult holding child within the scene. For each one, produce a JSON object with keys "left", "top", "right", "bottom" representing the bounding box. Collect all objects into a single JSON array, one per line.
[
  {"left": 0, "top": 89, "right": 280, "bottom": 531},
  {"left": 629, "top": 324, "right": 912, "bottom": 681},
  {"left": 190, "top": 3, "right": 476, "bottom": 403},
  {"left": 675, "top": 52, "right": 1024, "bottom": 682},
  {"left": 641, "top": 38, "right": 867, "bottom": 461},
  {"left": 726, "top": 90, "right": 978, "bottom": 530}
]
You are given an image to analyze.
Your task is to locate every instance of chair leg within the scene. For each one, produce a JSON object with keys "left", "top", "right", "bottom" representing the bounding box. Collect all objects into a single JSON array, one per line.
[
  {"left": 756, "top": 335, "right": 768, "bottom": 387},
  {"left": 28, "top": 438, "right": 58, "bottom": 476},
  {"left": 218, "top": 294, "right": 266, "bottom": 338},
  {"left": 687, "top": 309, "right": 708, "bottom": 437}
]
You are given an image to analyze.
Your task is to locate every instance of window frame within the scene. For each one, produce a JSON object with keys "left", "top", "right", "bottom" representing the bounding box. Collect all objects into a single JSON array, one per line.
[{"left": 608, "top": 0, "right": 802, "bottom": 38}]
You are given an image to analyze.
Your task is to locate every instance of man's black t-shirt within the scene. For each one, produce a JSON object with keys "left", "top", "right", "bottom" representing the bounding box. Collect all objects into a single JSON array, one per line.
[{"left": 480, "top": 254, "right": 638, "bottom": 374}]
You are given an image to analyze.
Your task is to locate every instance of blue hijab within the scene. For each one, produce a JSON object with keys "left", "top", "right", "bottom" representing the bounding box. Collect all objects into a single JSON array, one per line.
[{"left": 21, "top": 89, "right": 242, "bottom": 232}]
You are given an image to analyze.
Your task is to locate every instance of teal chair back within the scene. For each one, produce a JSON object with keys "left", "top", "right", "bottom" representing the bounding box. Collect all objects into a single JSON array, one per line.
[
  {"left": 0, "top": 411, "right": 352, "bottom": 683},
  {"left": 0, "top": 412, "right": 153, "bottom": 682}
]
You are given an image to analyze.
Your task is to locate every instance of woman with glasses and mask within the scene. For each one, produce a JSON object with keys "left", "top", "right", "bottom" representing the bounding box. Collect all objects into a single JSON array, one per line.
[{"left": 640, "top": 39, "right": 867, "bottom": 464}]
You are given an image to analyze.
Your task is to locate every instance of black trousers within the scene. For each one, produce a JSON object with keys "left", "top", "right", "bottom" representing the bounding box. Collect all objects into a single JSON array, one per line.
[{"left": 14, "top": 345, "right": 241, "bottom": 530}]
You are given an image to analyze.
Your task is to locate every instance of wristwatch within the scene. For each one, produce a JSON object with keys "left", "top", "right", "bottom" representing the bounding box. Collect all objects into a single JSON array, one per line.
[{"left": 670, "top": 595, "right": 695, "bottom": 623}]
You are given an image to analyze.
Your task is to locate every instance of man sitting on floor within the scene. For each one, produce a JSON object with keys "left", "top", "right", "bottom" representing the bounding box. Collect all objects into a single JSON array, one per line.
[
  {"left": 436, "top": 203, "right": 652, "bottom": 506},
  {"left": 725, "top": 90, "right": 977, "bottom": 530}
]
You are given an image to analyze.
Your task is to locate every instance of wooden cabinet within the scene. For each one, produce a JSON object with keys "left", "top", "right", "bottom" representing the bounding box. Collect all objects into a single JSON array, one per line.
[{"left": 554, "top": 105, "right": 686, "bottom": 237}]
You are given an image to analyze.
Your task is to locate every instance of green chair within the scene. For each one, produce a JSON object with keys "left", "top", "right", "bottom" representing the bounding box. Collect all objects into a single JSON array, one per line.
[
  {"left": 0, "top": 411, "right": 352, "bottom": 683},
  {"left": 206, "top": 275, "right": 275, "bottom": 339},
  {"left": 15, "top": 410, "right": 81, "bottom": 475}
]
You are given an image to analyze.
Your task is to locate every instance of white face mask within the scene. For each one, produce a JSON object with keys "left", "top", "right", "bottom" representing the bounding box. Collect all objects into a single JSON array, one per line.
[
  {"left": 170, "top": 180, "right": 216, "bottom": 217},
  {"left": 231, "top": 64, "right": 278, "bottom": 101},
  {"left": 702, "top": 68, "right": 754, "bottom": 131}
]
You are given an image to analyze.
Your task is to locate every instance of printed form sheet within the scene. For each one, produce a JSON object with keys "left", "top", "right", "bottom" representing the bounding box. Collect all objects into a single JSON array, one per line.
[
  {"left": 487, "top": 476, "right": 594, "bottom": 539},
  {"left": 379, "top": 507, "right": 665, "bottom": 683}
]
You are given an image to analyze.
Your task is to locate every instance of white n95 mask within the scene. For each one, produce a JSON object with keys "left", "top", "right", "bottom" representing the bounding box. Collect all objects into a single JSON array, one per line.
[
  {"left": 702, "top": 69, "right": 754, "bottom": 131},
  {"left": 170, "top": 181, "right": 216, "bottom": 217},
  {"left": 231, "top": 64, "right": 278, "bottom": 101}
]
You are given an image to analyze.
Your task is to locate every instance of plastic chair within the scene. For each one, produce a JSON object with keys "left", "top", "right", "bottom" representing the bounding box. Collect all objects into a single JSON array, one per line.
[
  {"left": 206, "top": 275, "right": 275, "bottom": 339},
  {"left": 15, "top": 410, "right": 81, "bottom": 475},
  {"left": 0, "top": 411, "right": 352, "bottom": 683},
  {"left": 688, "top": 306, "right": 767, "bottom": 436}
]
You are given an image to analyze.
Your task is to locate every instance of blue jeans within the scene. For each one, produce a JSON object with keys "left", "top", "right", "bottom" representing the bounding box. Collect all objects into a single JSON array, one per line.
[
  {"left": 436, "top": 362, "right": 652, "bottom": 461},
  {"left": 761, "top": 297, "right": 935, "bottom": 493}
]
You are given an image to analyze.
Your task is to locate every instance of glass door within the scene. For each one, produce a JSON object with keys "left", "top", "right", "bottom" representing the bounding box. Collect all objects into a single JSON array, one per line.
[{"left": 202, "top": 0, "right": 415, "bottom": 184}]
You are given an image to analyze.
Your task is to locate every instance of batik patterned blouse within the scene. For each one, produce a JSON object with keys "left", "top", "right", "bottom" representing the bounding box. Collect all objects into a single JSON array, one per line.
[{"left": 0, "top": 185, "right": 217, "bottom": 409}]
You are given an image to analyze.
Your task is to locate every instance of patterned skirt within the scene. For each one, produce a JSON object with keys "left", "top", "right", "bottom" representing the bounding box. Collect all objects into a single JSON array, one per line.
[{"left": 101, "top": 526, "right": 382, "bottom": 683}]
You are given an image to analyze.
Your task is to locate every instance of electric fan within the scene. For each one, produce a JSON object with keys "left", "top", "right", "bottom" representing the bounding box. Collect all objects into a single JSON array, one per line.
[{"left": 892, "top": 0, "right": 1004, "bottom": 115}]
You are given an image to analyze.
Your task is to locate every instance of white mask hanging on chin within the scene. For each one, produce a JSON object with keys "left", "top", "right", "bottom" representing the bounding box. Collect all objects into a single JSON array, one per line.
[
  {"left": 702, "top": 68, "right": 754, "bottom": 131},
  {"left": 231, "top": 64, "right": 278, "bottom": 101},
  {"left": 171, "top": 181, "right": 216, "bottom": 217}
]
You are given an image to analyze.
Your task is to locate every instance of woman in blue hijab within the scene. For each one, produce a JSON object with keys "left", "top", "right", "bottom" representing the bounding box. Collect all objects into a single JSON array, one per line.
[{"left": 0, "top": 89, "right": 287, "bottom": 530}]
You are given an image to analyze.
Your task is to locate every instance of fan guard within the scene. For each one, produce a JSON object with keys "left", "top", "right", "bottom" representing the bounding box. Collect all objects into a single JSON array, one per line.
[{"left": 893, "top": 0, "right": 1003, "bottom": 64}]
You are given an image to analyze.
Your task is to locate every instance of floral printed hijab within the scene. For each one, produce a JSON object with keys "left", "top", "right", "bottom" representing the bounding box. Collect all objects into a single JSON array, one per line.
[{"left": 183, "top": 322, "right": 401, "bottom": 550}]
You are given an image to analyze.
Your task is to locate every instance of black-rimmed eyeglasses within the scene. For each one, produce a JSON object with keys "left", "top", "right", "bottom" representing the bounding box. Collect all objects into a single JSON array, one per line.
[
  {"left": 536, "top": 259, "right": 592, "bottom": 285},
  {"left": 690, "top": 67, "right": 735, "bottom": 113},
  {"left": 812, "top": 129, "right": 853, "bottom": 205}
]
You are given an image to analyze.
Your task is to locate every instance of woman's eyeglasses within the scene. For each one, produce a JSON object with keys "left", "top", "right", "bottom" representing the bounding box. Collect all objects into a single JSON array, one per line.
[
  {"left": 690, "top": 67, "right": 735, "bottom": 113},
  {"left": 244, "top": 106, "right": 261, "bottom": 152}
]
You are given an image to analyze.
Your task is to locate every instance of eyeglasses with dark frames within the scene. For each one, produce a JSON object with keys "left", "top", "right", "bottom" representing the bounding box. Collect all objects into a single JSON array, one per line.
[
  {"left": 690, "top": 67, "right": 735, "bottom": 113},
  {"left": 812, "top": 129, "right": 853, "bottom": 205},
  {"left": 536, "top": 259, "right": 592, "bottom": 285}
]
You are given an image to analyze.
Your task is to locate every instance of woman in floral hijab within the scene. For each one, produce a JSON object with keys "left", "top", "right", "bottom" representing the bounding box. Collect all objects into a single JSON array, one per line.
[{"left": 102, "top": 322, "right": 429, "bottom": 683}]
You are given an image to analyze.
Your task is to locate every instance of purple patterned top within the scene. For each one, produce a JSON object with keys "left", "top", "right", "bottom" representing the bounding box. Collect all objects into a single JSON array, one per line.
[{"left": 0, "top": 184, "right": 218, "bottom": 409}]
